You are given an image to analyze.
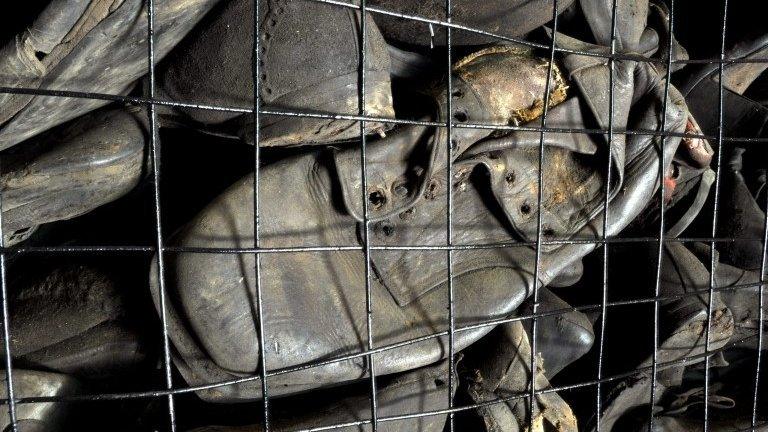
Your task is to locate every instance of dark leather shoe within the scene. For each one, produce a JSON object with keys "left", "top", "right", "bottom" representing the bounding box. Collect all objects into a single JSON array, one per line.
[
  {"left": 0, "top": 0, "right": 222, "bottom": 150},
  {"left": 1, "top": 107, "right": 145, "bottom": 247},
  {"left": 464, "top": 321, "right": 579, "bottom": 432},
  {"left": 5, "top": 265, "right": 148, "bottom": 378},
  {"left": 593, "top": 242, "right": 734, "bottom": 431},
  {"left": 151, "top": 46, "right": 577, "bottom": 402},
  {"left": 686, "top": 242, "right": 768, "bottom": 351},
  {"left": 1, "top": 369, "right": 78, "bottom": 431},
  {"left": 716, "top": 147, "right": 767, "bottom": 270},
  {"left": 367, "top": 0, "right": 575, "bottom": 47},
  {"left": 682, "top": 36, "right": 768, "bottom": 269},
  {"left": 520, "top": 288, "right": 595, "bottom": 379},
  {"left": 187, "top": 360, "right": 454, "bottom": 432},
  {"left": 158, "top": 0, "right": 394, "bottom": 146},
  {"left": 151, "top": 0, "right": 696, "bottom": 399}
]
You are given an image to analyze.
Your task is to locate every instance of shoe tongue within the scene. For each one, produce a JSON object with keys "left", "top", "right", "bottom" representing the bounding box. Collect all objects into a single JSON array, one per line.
[{"left": 460, "top": 98, "right": 605, "bottom": 252}]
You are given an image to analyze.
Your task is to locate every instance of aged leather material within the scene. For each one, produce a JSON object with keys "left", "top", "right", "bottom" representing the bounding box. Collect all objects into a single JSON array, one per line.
[
  {"left": 152, "top": 151, "right": 534, "bottom": 402},
  {"left": 187, "top": 360, "right": 455, "bottom": 432},
  {"left": 520, "top": 288, "right": 595, "bottom": 379},
  {"left": 605, "top": 349, "right": 767, "bottom": 431},
  {"left": 686, "top": 242, "right": 768, "bottom": 352},
  {"left": 1, "top": 369, "right": 78, "bottom": 431},
  {"left": 464, "top": 321, "right": 579, "bottom": 432},
  {"left": 158, "top": 0, "right": 394, "bottom": 146},
  {"left": 367, "top": 0, "right": 576, "bottom": 47},
  {"left": 590, "top": 242, "right": 735, "bottom": 431},
  {"left": 0, "top": 107, "right": 145, "bottom": 247},
  {"left": 150, "top": 0, "right": 691, "bottom": 403},
  {"left": 333, "top": 45, "right": 569, "bottom": 228},
  {"left": 684, "top": 48, "right": 768, "bottom": 270},
  {"left": 0, "top": 0, "right": 223, "bottom": 150},
  {"left": 3, "top": 266, "right": 148, "bottom": 378}
]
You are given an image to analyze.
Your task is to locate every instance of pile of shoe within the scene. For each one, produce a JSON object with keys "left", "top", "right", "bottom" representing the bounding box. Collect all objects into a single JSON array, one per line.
[{"left": 1, "top": 0, "right": 767, "bottom": 430}]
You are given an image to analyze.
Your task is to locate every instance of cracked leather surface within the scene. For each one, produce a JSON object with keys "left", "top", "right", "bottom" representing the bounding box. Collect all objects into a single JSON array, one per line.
[{"left": 0, "top": 0, "right": 223, "bottom": 150}]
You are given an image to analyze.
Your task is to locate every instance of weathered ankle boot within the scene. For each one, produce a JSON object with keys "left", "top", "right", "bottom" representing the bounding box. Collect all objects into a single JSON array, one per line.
[
  {"left": 0, "top": 0, "right": 222, "bottom": 150},
  {"left": 188, "top": 360, "right": 455, "bottom": 432},
  {"left": 464, "top": 321, "right": 579, "bottom": 432},
  {"left": 1, "top": 107, "right": 145, "bottom": 247},
  {"left": 158, "top": 0, "right": 394, "bottom": 147},
  {"left": 1, "top": 369, "right": 78, "bottom": 431},
  {"left": 5, "top": 265, "right": 148, "bottom": 378}
]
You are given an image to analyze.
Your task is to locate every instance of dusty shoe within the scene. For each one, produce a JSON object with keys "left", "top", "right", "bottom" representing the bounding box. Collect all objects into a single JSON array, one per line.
[
  {"left": 0, "top": 0, "right": 222, "bottom": 150},
  {"left": 716, "top": 147, "right": 767, "bottom": 270},
  {"left": 1, "top": 107, "right": 145, "bottom": 247},
  {"left": 610, "top": 349, "right": 766, "bottom": 431},
  {"left": 158, "top": 0, "right": 394, "bottom": 146},
  {"left": 686, "top": 242, "right": 768, "bottom": 351},
  {"left": 4, "top": 265, "right": 148, "bottom": 379},
  {"left": 464, "top": 321, "right": 579, "bottom": 432},
  {"left": 367, "top": 0, "right": 575, "bottom": 47},
  {"left": 628, "top": 116, "right": 715, "bottom": 238},
  {"left": 187, "top": 360, "right": 454, "bottom": 432},
  {"left": 150, "top": 46, "right": 566, "bottom": 402},
  {"left": 592, "top": 242, "right": 735, "bottom": 431},
  {"left": 520, "top": 288, "right": 595, "bottom": 379},
  {"left": 682, "top": 36, "right": 768, "bottom": 269},
  {"left": 151, "top": 24, "right": 686, "bottom": 401},
  {"left": 1, "top": 369, "right": 78, "bottom": 432}
]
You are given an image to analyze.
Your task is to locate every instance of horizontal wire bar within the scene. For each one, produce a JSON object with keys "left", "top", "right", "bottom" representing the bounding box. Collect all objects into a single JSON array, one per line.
[
  {"left": 1, "top": 276, "right": 763, "bottom": 406},
  {"left": 1, "top": 329, "right": 760, "bottom": 418},
  {"left": 3, "top": 235, "right": 765, "bottom": 255},
  {"left": 303, "top": 0, "right": 768, "bottom": 66},
  {"left": 0, "top": 86, "right": 767, "bottom": 143}
]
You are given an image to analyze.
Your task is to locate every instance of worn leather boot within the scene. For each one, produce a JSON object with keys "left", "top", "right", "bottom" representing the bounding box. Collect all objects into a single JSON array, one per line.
[
  {"left": 1, "top": 107, "right": 145, "bottom": 247},
  {"left": 716, "top": 147, "right": 767, "bottom": 271},
  {"left": 367, "top": 0, "right": 575, "bottom": 47},
  {"left": 4, "top": 265, "right": 148, "bottom": 379},
  {"left": 1, "top": 369, "right": 78, "bottom": 432},
  {"left": 151, "top": 31, "right": 685, "bottom": 401},
  {"left": 682, "top": 36, "right": 768, "bottom": 269},
  {"left": 188, "top": 360, "right": 454, "bottom": 432},
  {"left": 158, "top": 0, "right": 394, "bottom": 146},
  {"left": 686, "top": 242, "right": 768, "bottom": 351},
  {"left": 464, "top": 321, "right": 579, "bottom": 432},
  {"left": 520, "top": 288, "right": 595, "bottom": 379},
  {"left": 0, "top": 0, "right": 222, "bottom": 150},
  {"left": 592, "top": 242, "right": 735, "bottom": 431},
  {"left": 612, "top": 348, "right": 766, "bottom": 431},
  {"left": 151, "top": 46, "right": 565, "bottom": 402}
]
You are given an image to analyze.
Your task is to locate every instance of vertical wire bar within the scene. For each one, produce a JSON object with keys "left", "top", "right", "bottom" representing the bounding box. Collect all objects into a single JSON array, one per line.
[
  {"left": 648, "top": 1, "right": 676, "bottom": 430},
  {"left": 357, "top": 1, "right": 379, "bottom": 429},
  {"left": 594, "top": 0, "right": 619, "bottom": 429},
  {"left": 251, "top": 0, "right": 271, "bottom": 429},
  {"left": 444, "top": 1, "right": 456, "bottom": 431},
  {"left": 146, "top": 0, "right": 176, "bottom": 429},
  {"left": 529, "top": 0, "right": 560, "bottom": 425},
  {"left": 753, "top": 149, "right": 768, "bottom": 429},
  {"left": 704, "top": 0, "right": 730, "bottom": 430},
  {"left": 0, "top": 158, "right": 18, "bottom": 432}
]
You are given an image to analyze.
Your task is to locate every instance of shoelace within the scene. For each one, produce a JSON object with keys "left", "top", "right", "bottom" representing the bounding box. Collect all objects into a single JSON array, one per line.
[{"left": 662, "top": 382, "right": 736, "bottom": 416}]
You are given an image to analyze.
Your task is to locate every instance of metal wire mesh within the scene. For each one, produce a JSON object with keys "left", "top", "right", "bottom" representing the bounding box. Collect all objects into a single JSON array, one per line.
[{"left": 0, "top": 0, "right": 765, "bottom": 431}]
